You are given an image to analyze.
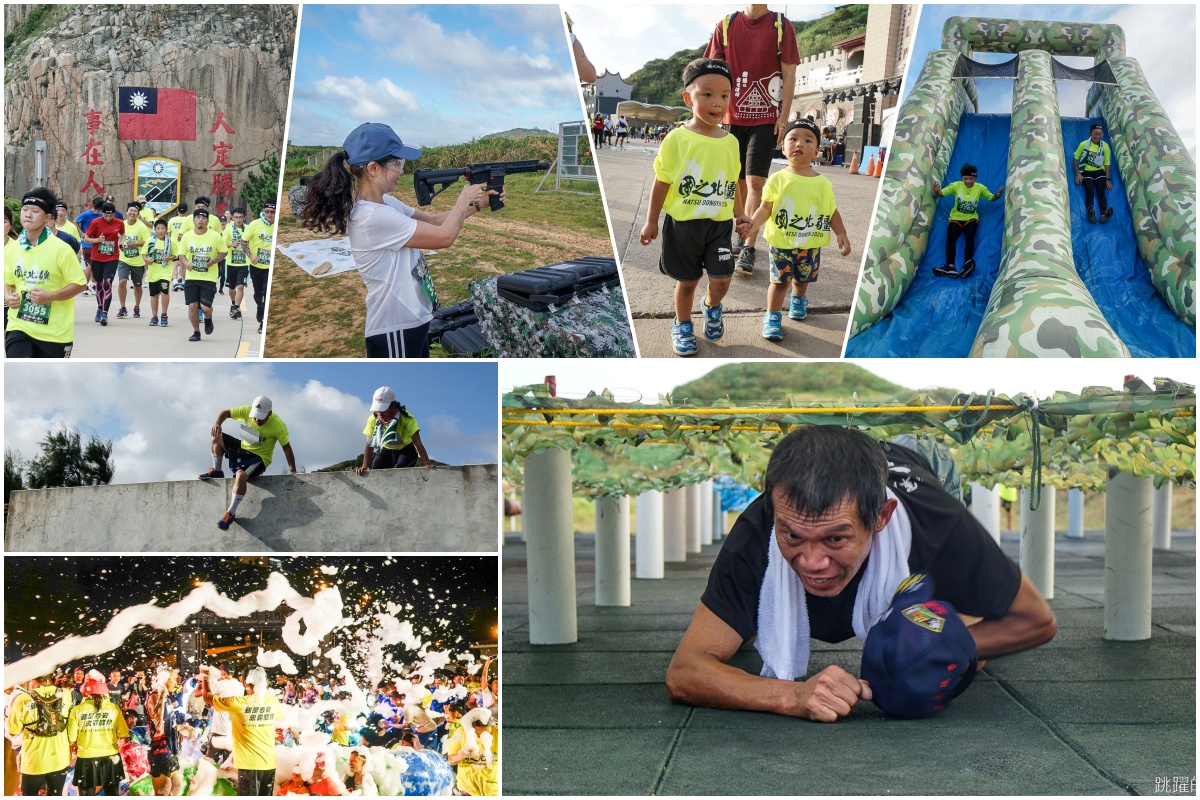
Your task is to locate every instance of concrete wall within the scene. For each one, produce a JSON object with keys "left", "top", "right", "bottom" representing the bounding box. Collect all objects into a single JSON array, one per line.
[{"left": 5, "top": 465, "right": 498, "bottom": 553}]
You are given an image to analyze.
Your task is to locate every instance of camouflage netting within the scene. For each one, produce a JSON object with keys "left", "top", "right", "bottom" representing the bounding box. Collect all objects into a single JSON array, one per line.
[
  {"left": 1088, "top": 59, "right": 1196, "bottom": 327},
  {"left": 851, "top": 16, "right": 1193, "bottom": 354},
  {"left": 470, "top": 277, "right": 635, "bottom": 358},
  {"left": 502, "top": 379, "right": 1195, "bottom": 498}
]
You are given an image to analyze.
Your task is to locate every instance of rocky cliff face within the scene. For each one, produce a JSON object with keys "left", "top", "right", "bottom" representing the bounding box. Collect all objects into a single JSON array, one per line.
[{"left": 5, "top": 4, "right": 296, "bottom": 214}]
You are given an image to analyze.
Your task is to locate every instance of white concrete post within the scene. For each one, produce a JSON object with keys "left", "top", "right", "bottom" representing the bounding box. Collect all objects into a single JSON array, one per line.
[
  {"left": 969, "top": 482, "right": 1001, "bottom": 544},
  {"left": 1152, "top": 483, "right": 1173, "bottom": 550},
  {"left": 519, "top": 488, "right": 527, "bottom": 542},
  {"left": 685, "top": 483, "right": 702, "bottom": 554},
  {"left": 635, "top": 490, "right": 664, "bottom": 579},
  {"left": 1066, "top": 488, "right": 1085, "bottom": 539},
  {"left": 700, "top": 480, "right": 714, "bottom": 547},
  {"left": 524, "top": 448, "right": 577, "bottom": 644},
  {"left": 1019, "top": 486, "right": 1055, "bottom": 600},
  {"left": 595, "top": 495, "right": 631, "bottom": 606},
  {"left": 663, "top": 488, "right": 687, "bottom": 562},
  {"left": 1105, "top": 472, "right": 1153, "bottom": 641},
  {"left": 712, "top": 488, "right": 724, "bottom": 542}
]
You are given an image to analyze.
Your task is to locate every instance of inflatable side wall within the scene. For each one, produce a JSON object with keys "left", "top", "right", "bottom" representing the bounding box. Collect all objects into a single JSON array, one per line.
[
  {"left": 1089, "top": 59, "right": 1197, "bottom": 326},
  {"left": 970, "top": 50, "right": 1127, "bottom": 357}
]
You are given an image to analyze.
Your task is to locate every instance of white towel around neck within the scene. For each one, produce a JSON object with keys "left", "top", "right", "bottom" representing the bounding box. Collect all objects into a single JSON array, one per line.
[{"left": 755, "top": 487, "right": 912, "bottom": 681}]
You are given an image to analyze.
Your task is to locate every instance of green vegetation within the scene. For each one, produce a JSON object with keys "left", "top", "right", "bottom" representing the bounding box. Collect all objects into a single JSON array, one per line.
[
  {"left": 11, "top": 427, "right": 114, "bottom": 495},
  {"left": 241, "top": 152, "right": 281, "bottom": 216},
  {"left": 628, "top": 5, "right": 869, "bottom": 106},
  {"left": 4, "top": 5, "right": 75, "bottom": 69},
  {"left": 670, "top": 362, "right": 925, "bottom": 406},
  {"left": 481, "top": 128, "right": 553, "bottom": 140}
]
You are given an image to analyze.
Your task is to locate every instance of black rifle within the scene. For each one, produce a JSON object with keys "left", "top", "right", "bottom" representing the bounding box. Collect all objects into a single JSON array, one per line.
[{"left": 413, "top": 160, "right": 550, "bottom": 211}]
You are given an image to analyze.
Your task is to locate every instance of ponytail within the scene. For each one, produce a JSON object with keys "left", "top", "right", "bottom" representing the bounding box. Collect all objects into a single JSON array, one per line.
[{"left": 300, "top": 150, "right": 363, "bottom": 236}]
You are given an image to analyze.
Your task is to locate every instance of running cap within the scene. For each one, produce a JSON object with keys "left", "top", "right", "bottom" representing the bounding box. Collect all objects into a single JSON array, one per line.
[
  {"left": 371, "top": 386, "right": 396, "bottom": 412},
  {"left": 960, "top": 163, "right": 978, "bottom": 177},
  {"left": 782, "top": 117, "right": 821, "bottom": 142},
  {"left": 192, "top": 208, "right": 210, "bottom": 219},
  {"left": 343, "top": 122, "right": 422, "bottom": 167},
  {"left": 682, "top": 58, "right": 732, "bottom": 88},
  {"left": 136, "top": 194, "right": 148, "bottom": 203},
  {"left": 250, "top": 396, "right": 273, "bottom": 420},
  {"left": 861, "top": 573, "right": 979, "bottom": 719},
  {"left": 263, "top": 201, "right": 277, "bottom": 211}
]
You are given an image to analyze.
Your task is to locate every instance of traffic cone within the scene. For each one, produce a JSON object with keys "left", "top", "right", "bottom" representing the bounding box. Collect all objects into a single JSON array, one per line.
[
  {"left": 865, "top": 153, "right": 876, "bottom": 176},
  {"left": 848, "top": 149, "right": 860, "bottom": 174},
  {"left": 874, "top": 151, "right": 886, "bottom": 177}
]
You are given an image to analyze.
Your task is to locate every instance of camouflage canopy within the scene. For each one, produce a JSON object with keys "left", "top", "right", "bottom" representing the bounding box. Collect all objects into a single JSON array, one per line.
[{"left": 502, "top": 378, "right": 1195, "bottom": 499}]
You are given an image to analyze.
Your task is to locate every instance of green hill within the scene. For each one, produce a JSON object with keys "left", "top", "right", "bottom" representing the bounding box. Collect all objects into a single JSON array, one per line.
[
  {"left": 671, "top": 363, "right": 929, "bottom": 406},
  {"left": 482, "top": 127, "right": 553, "bottom": 140},
  {"left": 628, "top": 5, "right": 869, "bottom": 106}
]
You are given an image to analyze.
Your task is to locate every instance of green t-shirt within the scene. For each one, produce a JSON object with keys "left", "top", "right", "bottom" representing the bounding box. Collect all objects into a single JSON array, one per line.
[
  {"left": 1074, "top": 139, "right": 1110, "bottom": 173},
  {"left": 230, "top": 405, "right": 290, "bottom": 468},
  {"left": 364, "top": 412, "right": 420, "bottom": 451},
  {"left": 4, "top": 229, "right": 87, "bottom": 343},
  {"left": 761, "top": 170, "right": 837, "bottom": 250},
  {"left": 178, "top": 229, "right": 228, "bottom": 282},
  {"left": 941, "top": 181, "right": 995, "bottom": 222},
  {"left": 653, "top": 127, "right": 740, "bottom": 222}
]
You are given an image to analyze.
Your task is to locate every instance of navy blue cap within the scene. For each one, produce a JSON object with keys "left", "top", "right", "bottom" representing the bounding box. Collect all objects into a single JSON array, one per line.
[
  {"left": 342, "top": 122, "right": 422, "bottom": 167},
  {"left": 861, "top": 573, "right": 978, "bottom": 719}
]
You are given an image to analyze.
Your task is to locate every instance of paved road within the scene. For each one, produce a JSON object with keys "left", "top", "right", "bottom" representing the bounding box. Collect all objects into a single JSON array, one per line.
[
  {"left": 598, "top": 141, "right": 880, "bottom": 358},
  {"left": 503, "top": 527, "right": 1195, "bottom": 795}
]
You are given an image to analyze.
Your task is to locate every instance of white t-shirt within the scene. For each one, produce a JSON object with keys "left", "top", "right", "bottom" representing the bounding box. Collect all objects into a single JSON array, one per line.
[
  {"left": 617, "top": 118, "right": 628, "bottom": 133},
  {"left": 348, "top": 196, "right": 432, "bottom": 337}
]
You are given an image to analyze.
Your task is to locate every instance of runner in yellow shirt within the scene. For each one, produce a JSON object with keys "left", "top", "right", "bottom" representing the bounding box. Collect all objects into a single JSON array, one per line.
[
  {"left": 177, "top": 208, "right": 227, "bottom": 343},
  {"left": 117, "top": 201, "right": 152, "bottom": 319},
  {"left": 244, "top": 201, "right": 277, "bottom": 334},
  {"left": 203, "top": 667, "right": 284, "bottom": 796},
  {"left": 6, "top": 674, "right": 73, "bottom": 796},
  {"left": 167, "top": 203, "right": 191, "bottom": 291},
  {"left": 136, "top": 194, "right": 157, "bottom": 227},
  {"left": 67, "top": 671, "right": 130, "bottom": 797},
  {"left": 4, "top": 188, "right": 87, "bottom": 358},
  {"left": 144, "top": 218, "right": 175, "bottom": 327},
  {"left": 223, "top": 206, "right": 251, "bottom": 320}
]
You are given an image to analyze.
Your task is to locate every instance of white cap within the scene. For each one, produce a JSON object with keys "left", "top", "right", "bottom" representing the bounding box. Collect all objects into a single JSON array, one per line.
[
  {"left": 371, "top": 386, "right": 395, "bottom": 412},
  {"left": 250, "top": 395, "right": 273, "bottom": 420}
]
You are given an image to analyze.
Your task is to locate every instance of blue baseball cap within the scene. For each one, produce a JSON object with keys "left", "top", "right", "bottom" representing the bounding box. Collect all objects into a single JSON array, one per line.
[
  {"left": 342, "top": 122, "right": 422, "bottom": 166},
  {"left": 861, "top": 573, "right": 978, "bottom": 719}
]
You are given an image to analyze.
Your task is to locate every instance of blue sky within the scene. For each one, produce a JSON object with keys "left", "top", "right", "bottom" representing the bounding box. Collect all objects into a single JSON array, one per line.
[
  {"left": 904, "top": 5, "right": 1195, "bottom": 157},
  {"left": 6, "top": 362, "right": 498, "bottom": 484},
  {"left": 288, "top": 4, "right": 583, "bottom": 147}
]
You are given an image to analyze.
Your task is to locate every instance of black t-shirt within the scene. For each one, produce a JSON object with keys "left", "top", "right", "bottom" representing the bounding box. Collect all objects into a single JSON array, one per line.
[{"left": 700, "top": 442, "right": 1021, "bottom": 643}]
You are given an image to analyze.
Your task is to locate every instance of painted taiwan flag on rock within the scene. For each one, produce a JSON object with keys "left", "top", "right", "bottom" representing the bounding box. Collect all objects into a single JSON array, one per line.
[{"left": 118, "top": 87, "right": 196, "bottom": 141}]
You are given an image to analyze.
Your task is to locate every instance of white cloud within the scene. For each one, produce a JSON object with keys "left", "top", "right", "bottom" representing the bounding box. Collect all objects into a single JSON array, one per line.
[{"left": 307, "top": 75, "right": 420, "bottom": 121}]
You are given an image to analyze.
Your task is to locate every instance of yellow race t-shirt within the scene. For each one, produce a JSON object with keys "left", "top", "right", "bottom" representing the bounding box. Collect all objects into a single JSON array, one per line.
[
  {"left": 57, "top": 218, "right": 82, "bottom": 242},
  {"left": 67, "top": 698, "right": 129, "bottom": 758},
  {"left": 120, "top": 219, "right": 151, "bottom": 266},
  {"left": 446, "top": 726, "right": 499, "bottom": 796},
  {"left": 363, "top": 412, "right": 419, "bottom": 451},
  {"left": 230, "top": 405, "right": 290, "bottom": 469},
  {"left": 4, "top": 229, "right": 87, "bottom": 344},
  {"left": 144, "top": 236, "right": 175, "bottom": 283},
  {"left": 762, "top": 171, "right": 837, "bottom": 250},
  {"left": 940, "top": 181, "right": 995, "bottom": 223},
  {"left": 224, "top": 223, "right": 250, "bottom": 267},
  {"left": 244, "top": 218, "right": 276, "bottom": 270},
  {"left": 1074, "top": 139, "right": 1111, "bottom": 173},
  {"left": 211, "top": 693, "right": 282, "bottom": 771},
  {"left": 653, "top": 127, "right": 740, "bottom": 222},
  {"left": 139, "top": 206, "right": 157, "bottom": 227},
  {"left": 178, "top": 229, "right": 228, "bottom": 283},
  {"left": 6, "top": 686, "right": 72, "bottom": 775},
  {"left": 168, "top": 215, "right": 192, "bottom": 244}
]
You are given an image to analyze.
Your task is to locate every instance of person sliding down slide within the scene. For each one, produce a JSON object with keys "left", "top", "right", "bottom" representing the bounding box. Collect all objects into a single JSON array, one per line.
[{"left": 931, "top": 164, "right": 1003, "bottom": 279}]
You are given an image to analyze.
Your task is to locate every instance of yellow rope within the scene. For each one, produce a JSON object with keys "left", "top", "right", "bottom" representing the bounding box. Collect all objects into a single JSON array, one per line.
[{"left": 503, "top": 403, "right": 1020, "bottom": 417}]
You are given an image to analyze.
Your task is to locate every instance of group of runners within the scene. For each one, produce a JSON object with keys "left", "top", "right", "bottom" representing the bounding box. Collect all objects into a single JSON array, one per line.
[{"left": 4, "top": 188, "right": 276, "bottom": 357}]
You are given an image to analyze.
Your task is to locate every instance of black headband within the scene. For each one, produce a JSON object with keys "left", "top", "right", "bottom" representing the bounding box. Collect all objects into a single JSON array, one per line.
[
  {"left": 193, "top": 208, "right": 210, "bottom": 218},
  {"left": 683, "top": 59, "right": 732, "bottom": 88},
  {"left": 782, "top": 118, "right": 821, "bottom": 142},
  {"left": 22, "top": 195, "right": 54, "bottom": 214}
]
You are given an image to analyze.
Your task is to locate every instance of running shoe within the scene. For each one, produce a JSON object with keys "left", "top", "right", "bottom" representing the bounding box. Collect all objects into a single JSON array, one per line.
[
  {"left": 81, "top": 288, "right": 92, "bottom": 296},
  {"left": 216, "top": 512, "right": 236, "bottom": 530},
  {"left": 117, "top": 307, "right": 128, "bottom": 318},
  {"left": 160, "top": 313, "right": 168, "bottom": 327},
  {"left": 1087, "top": 207, "right": 1097, "bottom": 224},
  {"left": 204, "top": 318, "right": 214, "bottom": 336},
  {"left": 199, "top": 468, "right": 225, "bottom": 480},
  {"left": 1101, "top": 208, "right": 1113, "bottom": 223},
  {"left": 95, "top": 309, "right": 103, "bottom": 323},
  {"left": 100, "top": 311, "right": 108, "bottom": 326},
  {"left": 932, "top": 264, "right": 958, "bottom": 278},
  {"left": 132, "top": 307, "right": 140, "bottom": 319},
  {"left": 959, "top": 259, "right": 976, "bottom": 279},
  {"left": 789, "top": 294, "right": 809, "bottom": 320},
  {"left": 172, "top": 280, "right": 183, "bottom": 292},
  {"left": 217, "top": 288, "right": 225, "bottom": 295},
  {"left": 762, "top": 311, "right": 783, "bottom": 341},
  {"left": 149, "top": 316, "right": 159, "bottom": 327},
  {"left": 231, "top": 306, "right": 242, "bottom": 320},
  {"left": 702, "top": 299, "right": 724, "bottom": 340},
  {"left": 258, "top": 323, "right": 263, "bottom": 334},
  {"left": 732, "top": 233, "right": 745, "bottom": 255},
  {"left": 189, "top": 331, "right": 201, "bottom": 342},
  {"left": 736, "top": 246, "right": 755, "bottom": 273},
  {"left": 671, "top": 319, "right": 697, "bottom": 356}
]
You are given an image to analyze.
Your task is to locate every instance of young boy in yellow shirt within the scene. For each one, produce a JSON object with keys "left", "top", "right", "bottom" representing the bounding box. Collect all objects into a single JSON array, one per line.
[
  {"left": 740, "top": 118, "right": 851, "bottom": 341},
  {"left": 639, "top": 58, "right": 747, "bottom": 356}
]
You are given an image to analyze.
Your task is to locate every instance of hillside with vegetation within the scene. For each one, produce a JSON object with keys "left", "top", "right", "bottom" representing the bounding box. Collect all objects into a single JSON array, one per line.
[
  {"left": 628, "top": 5, "right": 869, "bottom": 106},
  {"left": 670, "top": 362, "right": 962, "bottom": 406}
]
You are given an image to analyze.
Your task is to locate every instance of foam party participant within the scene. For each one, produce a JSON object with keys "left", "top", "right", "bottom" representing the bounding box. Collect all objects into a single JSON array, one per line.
[
  {"left": 445, "top": 707, "right": 498, "bottom": 796},
  {"left": 6, "top": 672, "right": 73, "bottom": 796},
  {"left": 147, "top": 670, "right": 184, "bottom": 795},
  {"left": 343, "top": 747, "right": 377, "bottom": 795},
  {"left": 203, "top": 666, "right": 285, "bottom": 796},
  {"left": 245, "top": 201, "right": 276, "bottom": 335},
  {"left": 68, "top": 670, "right": 130, "bottom": 796}
]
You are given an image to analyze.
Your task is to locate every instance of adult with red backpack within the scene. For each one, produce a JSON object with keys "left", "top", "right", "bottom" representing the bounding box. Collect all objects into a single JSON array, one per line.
[{"left": 5, "top": 672, "right": 73, "bottom": 796}]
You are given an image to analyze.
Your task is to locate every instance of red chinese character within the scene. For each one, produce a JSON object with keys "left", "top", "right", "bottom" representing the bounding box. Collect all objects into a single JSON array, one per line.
[
  {"left": 211, "top": 172, "right": 235, "bottom": 198},
  {"left": 84, "top": 110, "right": 103, "bottom": 137},
  {"left": 211, "top": 141, "right": 234, "bottom": 169},
  {"left": 80, "top": 170, "right": 105, "bottom": 196},
  {"left": 208, "top": 112, "right": 237, "bottom": 135},
  {"left": 215, "top": 202, "right": 229, "bottom": 218},
  {"left": 82, "top": 138, "right": 105, "bottom": 167}
]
